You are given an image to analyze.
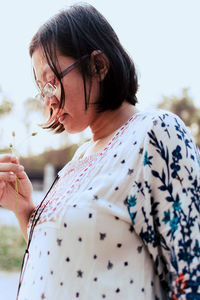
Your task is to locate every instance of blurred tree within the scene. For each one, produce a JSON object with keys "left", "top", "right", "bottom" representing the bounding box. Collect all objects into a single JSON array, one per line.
[
  {"left": 24, "top": 97, "right": 44, "bottom": 114},
  {"left": 157, "top": 88, "right": 200, "bottom": 147},
  {"left": 0, "top": 88, "right": 14, "bottom": 148},
  {"left": 24, "top": 97, "right": 45, "bottom": 128},
  {"left": 0, "top": 86, "right": 14, "bottom": 117},
  {"left": 23, "top": 97, "right": 45, "bottom": 155},
  {"left": 0, "top": 99, "right": 13, "bottom": 117}
]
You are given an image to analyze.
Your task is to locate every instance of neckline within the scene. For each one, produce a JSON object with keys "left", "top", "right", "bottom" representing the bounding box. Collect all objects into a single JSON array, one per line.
[
  {"left": 58, "top": 110, "right": 140, "bottom": 177},
  {"left": 79, "top": 110, "right": 140, "bottom": 161}
]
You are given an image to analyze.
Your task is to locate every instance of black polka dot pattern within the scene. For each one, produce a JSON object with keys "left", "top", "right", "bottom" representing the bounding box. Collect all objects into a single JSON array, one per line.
[
  {"left": 66, "top": 257, "right": 70, "bottom": 262},
  {"left": 19, "top": 112, "right": 187, "bottom": 300},
  {"left": 99, "top": 233, "right": 106, "bottom": 240},
  {"left": 107, "top": 260, "right": 113, "bottom": 270},
  {"left": 77, "top": 270, "right": 83, "bottom": 278}
]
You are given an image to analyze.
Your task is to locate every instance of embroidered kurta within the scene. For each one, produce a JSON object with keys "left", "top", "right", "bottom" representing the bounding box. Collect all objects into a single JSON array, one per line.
[{"left": 18, "top": 110, "right": 200, "bottom": 300}]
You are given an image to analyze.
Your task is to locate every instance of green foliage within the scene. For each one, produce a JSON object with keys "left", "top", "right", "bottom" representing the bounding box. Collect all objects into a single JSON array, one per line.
[
  {"left": 0, "top": 147, "right": 12, "bottom": 154},
  {"left": 24, "top": 97, "right": 43, "bottom": 112},
  {"left": 0, "top": 225, "right": 26, "bottom": 271},
  {"left": 0, "top": 99, "right": 13, "bottom": 117},
  {"left": 157, "top": 88, "right": 200, "bottom": 147},
  {"left": 20, "top": 144, "right": 78, "bottom": 176}
]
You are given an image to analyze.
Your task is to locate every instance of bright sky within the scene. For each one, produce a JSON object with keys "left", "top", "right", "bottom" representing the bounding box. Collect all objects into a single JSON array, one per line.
[{"left": 0, "top": 0, "right": 199, "bottom": 154}]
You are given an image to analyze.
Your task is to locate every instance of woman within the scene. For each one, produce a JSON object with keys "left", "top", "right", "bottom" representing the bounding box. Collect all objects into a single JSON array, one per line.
[{"left": 0, "top": 4, "right": 199, "bottom": 300}]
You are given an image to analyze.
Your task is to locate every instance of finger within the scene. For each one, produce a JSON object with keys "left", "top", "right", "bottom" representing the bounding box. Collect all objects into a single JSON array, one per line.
[
  {"left": 0, "top": 154, "right": 18, "bottom": 164},
  {"left": 11, "top": 156, "right": 19, "bottom": 164},
  {"left": 15, "top": 170, "right": 29, "bottom": 181},
  {"left": 0, "top": 172, "right": 16, "bottom": 182},
  {"left": 0, "top": 180, "right": 5, "bottom": 188},
  {"left": 0, "top": 181, "right": 5, "bottom": 199},
  {"left": 0, "top": 163, "right": 24, "bottom": 173}
]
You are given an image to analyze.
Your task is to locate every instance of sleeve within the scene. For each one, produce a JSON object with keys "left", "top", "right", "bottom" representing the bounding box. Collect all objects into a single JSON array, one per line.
[{"left": 127, "top": 112, "right": 200, "bottom": 299}]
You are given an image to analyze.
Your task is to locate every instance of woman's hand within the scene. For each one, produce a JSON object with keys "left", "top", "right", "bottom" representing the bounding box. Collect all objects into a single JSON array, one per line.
[{"left": 0, "top": 154, "right": 34, "bottom": 217}]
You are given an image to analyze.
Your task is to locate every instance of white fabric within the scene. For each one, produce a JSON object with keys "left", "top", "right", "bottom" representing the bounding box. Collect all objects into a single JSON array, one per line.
[{"left": 18, "top": 109, "right": 200, "bottom": 300}]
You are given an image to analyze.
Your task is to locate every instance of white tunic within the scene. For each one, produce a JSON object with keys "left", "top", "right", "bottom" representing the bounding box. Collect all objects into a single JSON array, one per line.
[{"left": 18, "top": 110, "right": 200, "bottom": 300}]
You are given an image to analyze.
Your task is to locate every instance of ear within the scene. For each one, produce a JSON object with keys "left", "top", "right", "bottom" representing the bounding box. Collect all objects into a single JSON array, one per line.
[{"left": 90, "top": 50, "right": 110, "bottom": 81}]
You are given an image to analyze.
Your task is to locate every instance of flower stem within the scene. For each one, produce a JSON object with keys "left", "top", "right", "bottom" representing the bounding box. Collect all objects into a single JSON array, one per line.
[
  {"left": 14, "top": 176, "right": 19, "bottom": 215},
  {"left": 14, "top": 175, "right": 25, "bottom": 215}
]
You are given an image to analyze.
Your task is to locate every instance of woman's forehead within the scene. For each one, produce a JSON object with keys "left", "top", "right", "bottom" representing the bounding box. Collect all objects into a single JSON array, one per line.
[{"left": 32, "top": 48, "right": 53, "bottom": 82}]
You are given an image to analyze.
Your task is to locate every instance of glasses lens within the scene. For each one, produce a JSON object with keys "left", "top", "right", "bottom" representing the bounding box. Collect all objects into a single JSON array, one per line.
[
  {"left": 43, "top": 83, "right": 57, "bottom": 98},
  {"left": 35, "top": 93, "right": 44, "bottom": 102}
]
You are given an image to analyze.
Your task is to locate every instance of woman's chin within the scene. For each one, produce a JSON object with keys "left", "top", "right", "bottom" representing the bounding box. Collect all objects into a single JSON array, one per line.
[
  {"left": 59, "top": 114, "right": 88, "bottom": 134},
  {"left": 63, "top": 123, "right": 87, "bottom": 134}
]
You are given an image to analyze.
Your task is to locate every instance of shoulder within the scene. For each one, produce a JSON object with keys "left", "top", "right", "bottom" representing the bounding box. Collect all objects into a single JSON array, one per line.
[
  {"left": 133, "top": 108, "right": 186, "bottom": 131},
  {"left": 127, "top": 109, "right": 199, "bottom": 165},
  {"left": 125, "top": 108, "right": 192, "bottom": 146},
  {"left": 139, "top": 109, "right": 200, "bottom": 174},
  {"left": 133, "top": 109, "right": 194, "bottom": 146}
]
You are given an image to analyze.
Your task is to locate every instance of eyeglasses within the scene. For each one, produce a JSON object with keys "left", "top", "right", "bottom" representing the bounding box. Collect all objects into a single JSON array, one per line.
[{"left": 35, "top": 55, "right": 89, "bottom": 102}]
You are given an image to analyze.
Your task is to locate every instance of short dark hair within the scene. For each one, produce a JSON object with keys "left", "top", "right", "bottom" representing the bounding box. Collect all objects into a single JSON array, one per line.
[{"left": 30, "top": 4, "right": 138, "bottom": 133}]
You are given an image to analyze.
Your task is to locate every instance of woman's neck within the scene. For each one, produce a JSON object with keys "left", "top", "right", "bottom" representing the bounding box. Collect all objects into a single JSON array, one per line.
[{"left": 90, "top": 102, "right": 138, "bottom": 142}]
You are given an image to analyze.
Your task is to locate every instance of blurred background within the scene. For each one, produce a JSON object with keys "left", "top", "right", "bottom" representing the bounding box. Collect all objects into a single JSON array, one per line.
[{"left": 0, "top": 0, "right": 200, "bottom": 298}]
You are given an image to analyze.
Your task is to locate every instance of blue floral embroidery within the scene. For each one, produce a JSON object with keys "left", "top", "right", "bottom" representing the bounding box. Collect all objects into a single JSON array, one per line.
[
  {"left": 127, "top": 195, "right": 137, "bottom": 225},
  {"left": 169, "top": 216, "right": 179, "bottom": 234},
  {"left": 172, "top": 197, "right": 181, "bottom": 211},
  {"left": 162, "top": 210, "right": 170, "bottom": 224},
  {"left": 144, "top": 151, "right": 153, "bottom": 166},
  {"left": 126, "top": 113, "right": 200, "bottom": 299}
]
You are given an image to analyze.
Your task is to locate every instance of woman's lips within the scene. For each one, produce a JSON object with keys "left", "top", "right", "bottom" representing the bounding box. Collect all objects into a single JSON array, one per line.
[{"left": 58, "top": 113, "right": 67, "bottom": 123}]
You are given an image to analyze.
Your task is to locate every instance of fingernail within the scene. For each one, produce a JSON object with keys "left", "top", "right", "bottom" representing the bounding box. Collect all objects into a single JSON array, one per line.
[{"left": 9, "top": 175, "right": 16, "bottom": 180}]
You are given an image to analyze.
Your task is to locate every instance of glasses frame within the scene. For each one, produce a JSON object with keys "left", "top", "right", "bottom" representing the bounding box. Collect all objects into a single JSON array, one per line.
[{"left": 35, "top": 54, "right": 89, "bottom": 102}]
